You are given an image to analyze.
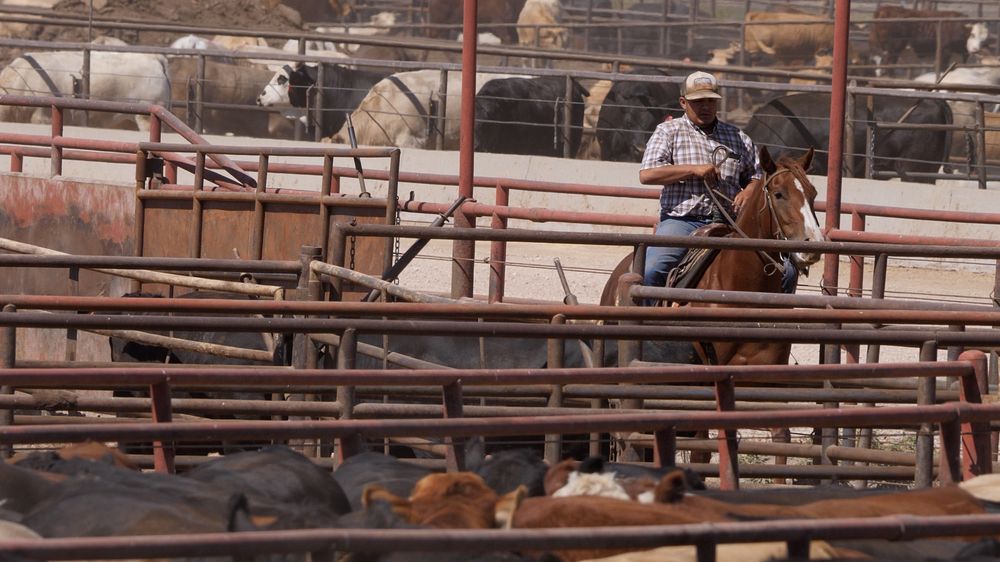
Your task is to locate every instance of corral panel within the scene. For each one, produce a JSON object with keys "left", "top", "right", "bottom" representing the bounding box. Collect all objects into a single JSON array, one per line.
[{"left": 200, "top": 200, "right": 254, "bottom": 259}]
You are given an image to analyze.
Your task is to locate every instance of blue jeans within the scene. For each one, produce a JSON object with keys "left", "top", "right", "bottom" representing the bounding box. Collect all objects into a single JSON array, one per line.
[
  {"left": 643, "top": 216, "right": 799, "bottom": 293},
  {"left": 644, "top": 217, "right": 710, "bottom": 289}
]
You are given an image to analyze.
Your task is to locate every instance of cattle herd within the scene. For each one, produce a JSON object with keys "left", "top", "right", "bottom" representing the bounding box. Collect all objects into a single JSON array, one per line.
[
  {"left": 6, "top": 440, "right": 1000, "bottom": 561},
  {"left": 0, "top": 0, "right": 999, "bottom": 178}
]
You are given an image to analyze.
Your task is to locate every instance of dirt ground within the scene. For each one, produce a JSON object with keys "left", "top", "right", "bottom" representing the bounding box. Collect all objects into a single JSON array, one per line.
[
  {"left": 18, "top": 0, "right": 304, "bottom": 47},
  {"left": 396, "top": 239, "right": 998, "bottom": 365}
]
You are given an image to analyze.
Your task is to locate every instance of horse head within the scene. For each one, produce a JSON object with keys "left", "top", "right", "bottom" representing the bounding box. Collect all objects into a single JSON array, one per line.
[{"left": 756, "top": 146, "right": 826, "bottom": 270}]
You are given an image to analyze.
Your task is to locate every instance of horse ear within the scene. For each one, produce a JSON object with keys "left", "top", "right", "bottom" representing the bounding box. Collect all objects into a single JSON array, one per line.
[
  {"left": 797, "top": 147, "right": 815, "bottom": 172},
  {"left": 758, "top": 145, "right": 777, "bottom": 174}
]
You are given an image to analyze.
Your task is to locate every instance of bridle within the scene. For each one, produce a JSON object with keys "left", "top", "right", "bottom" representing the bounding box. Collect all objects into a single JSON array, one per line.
[{"left": 703, "top": 147, "right": 814, "bottom": 277}]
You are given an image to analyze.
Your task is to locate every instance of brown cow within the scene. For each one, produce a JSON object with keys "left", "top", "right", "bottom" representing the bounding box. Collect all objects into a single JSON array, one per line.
[
  {"left": 511, "top": 469, "right": 990, "bottom": 561},
  {"left": 743, "top": 10, "right": 834, "bottom": 64},
  {"left": 364, "top": 472, "right": 525, "bottom": 529},
  {"left": 869, "top": 5, "right": 979, "bottom": 72},
  {"left": 427, "top": 0, "right": 527, "bottom": 43}
]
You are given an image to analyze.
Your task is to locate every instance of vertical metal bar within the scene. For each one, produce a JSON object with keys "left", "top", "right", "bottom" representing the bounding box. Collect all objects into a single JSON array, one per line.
[
  {"left": 545, "top": 314, "right": 566, "bottom": 465},
  {"left": 959, "top": 350, "right": 992, "bottom": 478},
  {"left": 939, "top": 419, "right": 962, "bottom": 485},
  {"left": 865, "top": 253, "right": 889, "bottom": 363},
  {"left": 0, "top": 304, "right": 15, "bottom": 459},
  {"left": 315, "top": 64, "right": 326, "bottom": 142},
  {"left": 659, "top": 0, "right": 668, "bottom": 57},
  {"left": 442, "top": 381, "right": 466, "bottom": 472},
  {"left": 844, "top": 211, "right": 865, "bottom": 364},
  {"left": 251, "top": 154, "right": 267, "bottom": 261},
  {"left": 10, "top": 152, "right": 22, "bottom": 172},
  {"left": 489, "top": 183, "right": 509, "bottom": 304},
  {"left": 864, "top": 95, "right": 874, "bottom": 179},
  {"left": 915, "top": 341, "right": 938, "bottom": 488},
  {"left": 715, "top": 377, "right": 739, "bottom": 490},
  {"left": 385, "top": 150, "right": 400, "bottom": 276},
  {"left": 65, "top": 267, "right": 79, "bottom": 362},
  {"left": 335, "top": 328, "right": 360, "bottom": 466},
  {"left": 695, "top": 542, "right": 716, "bottom": 562},
  {"left": 149, "top": 380, "right": 175, "bottom": 474},
  {"left": 844, "top": 83, "right": 856, "bottom": 177},
  {"left": 653, "top": 427, "right": 677, "bottom": 468},
  {"left": 584, "top": 0, "right": 592, "bottom": 51},
  {"left": 562, "top": 74, "right": 573, "bottom": 159},
  {"left": 81, "top": 47, "right": 90, "bottom": 128},
  {"left": 190, "top": 151, "right": 205, "bottom": 259},
  {"left": 320, "top": 155, "right": 333, "bottom": 260},
  {"left": 329, "top": 223, "right": 347, "bottom": 302},
  {"left": 131, "top": 149, "right": 147, "bottom": 294},
  {"left": 50, "top": 105, "right": 63, "bottom": 176},
  {"left": 452, "top": 0, "right": 478, "bottom": 299},
  {"left": 436, "top": 69, "right": 448, "bottom": 151},
  {"left": 822, "top": 0, "right": 850, "bottom": 318},
  {"left": 195, "top": 54, "right": 205, "bottom": 134},
  {"left": 934, "top": 20, "right": 943, "bottom": 79},
  {"left": 976, "top": 101, "right": 987, "bottom": 190}
]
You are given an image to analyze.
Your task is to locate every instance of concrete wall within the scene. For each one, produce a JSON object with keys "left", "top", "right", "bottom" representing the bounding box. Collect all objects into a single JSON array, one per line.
[{"left": 2, "top": 121, "right": 998, "bottom": 245}]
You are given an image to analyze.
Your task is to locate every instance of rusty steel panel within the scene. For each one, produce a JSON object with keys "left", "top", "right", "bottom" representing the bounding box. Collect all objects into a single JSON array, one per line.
[
  {"left": 0, "top": 173, "right": 134, "bottom": 361},
  {"left": 200, "top": 201, "right": 256, "bottom": 259},
  {"left": 140, "top": 199, "right": 194, "bottom": 258}
]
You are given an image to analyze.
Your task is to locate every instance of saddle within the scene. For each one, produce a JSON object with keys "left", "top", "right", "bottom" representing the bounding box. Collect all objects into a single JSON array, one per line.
[{"left": 664, "top": 223, "right": 733, "bottom": 295}]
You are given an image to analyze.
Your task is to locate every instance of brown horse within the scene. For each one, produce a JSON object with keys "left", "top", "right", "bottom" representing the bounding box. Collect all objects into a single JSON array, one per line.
[{"left": 601, "top": 146, "right": 826, "bottom": 366}]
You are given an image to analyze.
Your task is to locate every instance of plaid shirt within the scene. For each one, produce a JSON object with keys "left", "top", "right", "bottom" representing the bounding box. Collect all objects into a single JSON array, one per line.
[{"left": 641, "top": 115, "right": 762, "bottom": 220}]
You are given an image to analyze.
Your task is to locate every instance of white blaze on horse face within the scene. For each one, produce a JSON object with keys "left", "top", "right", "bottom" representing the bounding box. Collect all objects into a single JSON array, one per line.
[
  {"left": 256, "top": 69, "right": 291, "bottom": 106},
  {"left": 792, "top": 176, "right": 826, "bottom": 266}
]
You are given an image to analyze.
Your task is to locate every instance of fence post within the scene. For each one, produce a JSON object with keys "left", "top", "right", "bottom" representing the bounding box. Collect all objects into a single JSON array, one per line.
[
  {"left": 976, "top": 101, "right": 987, "bottom": 190},
  {"left": 545, "top": 314, "right": 566, "bottom": 465},
  {"left": 562, "top": 74, "right": 573, "bottom": 159},
  {"left": 149, "top": 380, "right": 175, "bottom": 474},
  {"left": 915, "top": 341, "right": 938, "bottom": 487},
  {"left": 314, "top": 64, "right": 326, "bottom": 142},
  {"left": 436, "top": 69, "right": 448, "bottom": 150},
  {"left": 335, "top": 328, "right": 360, "bottom": 467},
  {"left": 489, "top": 182, "right": 508, "bottom": 304},
  {"left": 0, "top": 304, "right": 15, "bottom": 459},
  {"left": 716, "top": 376, "right": 739, "bottom": 490},
  {"left": 50, "top": 105, "right": 63, "bottom": 177},
  {"left": 442, "top": 381, "right": 466, "bottom": 472},
  {"left": 959, "top": 350, "right": 992, "bottom": 478},
  {"left": 195, "top": 54, "right": 205, "bottom": 134},
  {"left": 81, "top": 47, "right": 91, "bottom": 128}
]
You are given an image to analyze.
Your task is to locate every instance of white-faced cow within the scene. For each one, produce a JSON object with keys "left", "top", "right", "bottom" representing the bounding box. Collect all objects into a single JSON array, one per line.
[
  {"left": 256, "top": 62, "right": 390, "bottom": 138},
  {"left": 328, "top": 70, "right": 521, "bottom": 149},
  {"left": 475, "top": 76, "right": 588, "bottom": 157},
  {"left": 870, "top": 5, "right": 986, "bottom": 75},
  {"left": 0, "top": 51, "right": 170, "bottom": 130}
]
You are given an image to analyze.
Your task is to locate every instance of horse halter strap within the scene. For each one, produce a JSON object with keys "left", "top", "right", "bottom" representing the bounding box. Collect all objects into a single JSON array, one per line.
[{"left": 702, "top": 164, "right": 787, "bottom": 277}]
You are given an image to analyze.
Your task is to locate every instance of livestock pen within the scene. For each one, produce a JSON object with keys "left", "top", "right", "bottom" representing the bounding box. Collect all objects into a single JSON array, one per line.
[{"left": 2, "top": 80, "right": 1000, "bottom": 561}]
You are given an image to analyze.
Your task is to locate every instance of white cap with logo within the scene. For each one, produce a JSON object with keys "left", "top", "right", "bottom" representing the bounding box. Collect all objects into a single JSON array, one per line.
[{"left": 683, "top": 71, "right": 722, "bottom": 100}]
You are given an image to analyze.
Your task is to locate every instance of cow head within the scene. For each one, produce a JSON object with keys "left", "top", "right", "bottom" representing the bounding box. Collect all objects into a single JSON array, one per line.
[
  {"left": 363, "top": 472, "right": 526, "bottom": 529},
  {"left": 967, "top": 22, "right": 991, "bottom": 55},
  {"left": 256, "top": 63, "right": 317, "bottom": 107}
]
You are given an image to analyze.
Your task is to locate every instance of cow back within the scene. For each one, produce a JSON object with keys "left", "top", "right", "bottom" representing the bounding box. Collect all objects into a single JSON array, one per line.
[
  {"left": 475, "top": 76, "right": 586, "bottom": 157},
  {"left": 597, "top": 68, "right": 682, "bottom": 162}
]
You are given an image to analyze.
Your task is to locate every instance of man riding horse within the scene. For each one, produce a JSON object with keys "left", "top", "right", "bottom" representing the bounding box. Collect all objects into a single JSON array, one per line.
[{"left": 639, "top": 70, "right": 799, "bottom": 294}]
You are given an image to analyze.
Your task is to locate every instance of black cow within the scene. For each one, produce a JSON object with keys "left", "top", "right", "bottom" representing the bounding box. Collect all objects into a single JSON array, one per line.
[
  {"left": 108, "top": 291, "right": 289, "bottom": 454},
  {"left": 256, "top": 62, "right": 391, "bottom": 138},
  {"left": 745, "top": 92, "right": 952, "bottom": 184},
  {"left": 475, "top": 76, "right": 588, "bottom": 158},
  {"left": 596, "top": 68, "right": 683, "bottom": 162},
  {"left": 184, "top": 445, "right": 351, "bottom": 521},
  {"left": 333, "top": 452, "right": 435, "bottom": 512}
]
